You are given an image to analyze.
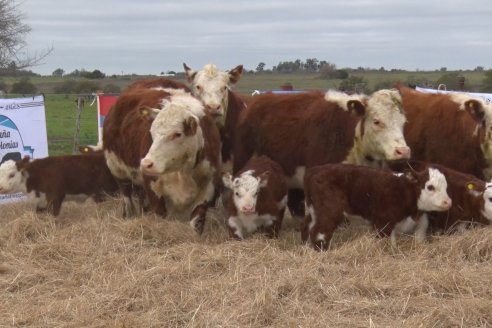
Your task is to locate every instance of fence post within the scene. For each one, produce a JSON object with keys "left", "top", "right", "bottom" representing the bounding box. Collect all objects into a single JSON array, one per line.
[{"left": 72, "top": 96, "right": 84, "bottom": 154}]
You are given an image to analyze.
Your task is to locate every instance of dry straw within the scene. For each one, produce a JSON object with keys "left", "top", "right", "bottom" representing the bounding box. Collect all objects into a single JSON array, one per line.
[{"left": 0, "top": 199, "right": 490, "bottom": 327}]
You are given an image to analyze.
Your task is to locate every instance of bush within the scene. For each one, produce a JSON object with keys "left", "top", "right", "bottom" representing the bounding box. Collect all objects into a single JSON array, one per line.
[
  {"left": 338, "top": 76, "right": 369, "bottom": 93},
  {"left": 74, "top": 81, "right": 100, "bottom": 94},
  {"left": 53, "top": 80, "right": 77, "bottom": 94},
  {"left": 10, "top": 77, "right": 37, "bottom": 94},
  {"left": 102, "top": 84, "right": 121, "bottom": 94}
]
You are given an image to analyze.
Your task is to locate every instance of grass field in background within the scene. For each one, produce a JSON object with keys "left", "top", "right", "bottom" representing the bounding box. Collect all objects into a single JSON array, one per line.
[{"left": 3, "top": 69, "right": 488, "bottom": 156}]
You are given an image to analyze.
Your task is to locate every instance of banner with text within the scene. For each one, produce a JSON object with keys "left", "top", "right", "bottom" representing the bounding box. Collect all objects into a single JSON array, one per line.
[
  {"left": 416, "top": 87, "right": 492, "bottom": 104},
  {"left": 0, "top": 95, "right": 49, "bottom": 204},
  {"left": 97, "top": 95, "right": 118, "bottom": 143}
]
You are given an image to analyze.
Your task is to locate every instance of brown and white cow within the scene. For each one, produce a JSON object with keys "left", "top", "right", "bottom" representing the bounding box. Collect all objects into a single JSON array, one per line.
[
  {"left": 183, "top": 63, "right": 247, "bottom": 169},
  {"left": 0, "top": 154, "right": 119, "bottom": 216},
  {"left": 389, "top": 160, "right": 492, "bottom": 235},
  {"left": 222, "top": 155, "right": 288, "bottom": 239},
  {"left": 103, "top": 86, "right": 221, "bottom": 234},
  {"left": 396, "top": 84, "right": 492, "bottom": 180},
  {"left": 302, "top": 163, "right": 452, "bottom": 250},
  {"left": 233, "top": 89, "right": 410, "bottom": 217}
]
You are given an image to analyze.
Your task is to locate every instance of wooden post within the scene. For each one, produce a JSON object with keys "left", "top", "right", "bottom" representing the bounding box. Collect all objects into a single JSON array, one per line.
[{"left": 72, "top": 96, "right": 84, "bottom": 154}]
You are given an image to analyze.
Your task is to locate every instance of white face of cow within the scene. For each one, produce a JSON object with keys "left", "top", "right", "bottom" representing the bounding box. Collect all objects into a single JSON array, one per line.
[
  {"left": 223, "top": 170, "right": 267, "bottom": 215},
  {"left": 481, "top": 182, "right": 492, "bottom": 223},
  {"left": 140, "top": 93, "right": 205, "bottom": 176},
  {"left": 362, "top": 89, "right": 410, "bottom": 161},
  {"left": 183, "top": 63, "right": 243, "bottom": 120},
  {"left": 0, "top": 160, "right": 26, "bottom": 194},
  {"left": 417, "top": 168, "right": 452, "bottom": 212}
]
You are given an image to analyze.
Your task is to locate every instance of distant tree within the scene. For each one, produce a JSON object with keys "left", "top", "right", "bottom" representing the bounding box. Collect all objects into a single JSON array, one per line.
[
  {"left": 436, "top": 72, "right": 462, "bottom": 90},
  {"left": 0, "top": 0, "right": 52, "bottom": 70},
  {"left": 332, "top": 69, "right": 349, "bottom": 80},
  {"left": 10, "top": 77, "right": 37, "bottom": 94},
  {"left": 338, "top": 75, "right": 368, "bottom": 93},
  {"left": 474, "top": 66, "right": 485, "bottom": 72},
  {"left": 52, "top": 68, "right": 64, "bottom": 77},
  {"left": 372, "top": 80, "right": 394, "bottom": 92},
  {"left": 81, "top": 69, "right": 105, "bottom": 79},
  {"left": 319, "top": 62, "right": 336, "bottom": 79},
  {"left": 304, "top": 58, "right": 319, "bottom": 73},
  {"left": 481, "top": 70, "right": 492, "bottom": 92},
  {"left": 0, "top": 79, "right": 7, "bottom": 92},
  {"left": 256, "top": 62, "right": 266, "bottom": 73},
  {"left": 440, "top": 67, "right": 447, "bottom": 72}
]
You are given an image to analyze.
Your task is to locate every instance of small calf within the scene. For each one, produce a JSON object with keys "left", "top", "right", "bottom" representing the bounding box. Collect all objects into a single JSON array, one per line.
[
  {"left": 222, "top": 156, "right": 288, "bottom": 239},
  {"left": 0, "top": 154, "right": 119, "bottom": 216},
  {"left": 302, "top": 163, "right": 452, "bottom": 250},
  {"left": 389, "top": 160, "right": 492, "bottom": 235}
]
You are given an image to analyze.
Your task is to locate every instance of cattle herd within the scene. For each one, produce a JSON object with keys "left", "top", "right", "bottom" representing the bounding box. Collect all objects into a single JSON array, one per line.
[{"left": 0, "top": 63, "right": 492, "bottom": 251}]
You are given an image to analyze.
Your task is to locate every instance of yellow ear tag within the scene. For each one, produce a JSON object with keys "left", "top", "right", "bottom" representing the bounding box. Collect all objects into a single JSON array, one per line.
[
  {"left": 142, "top": 109, "right": 148, "bottom": 116},
  {"left": 467, "top": 183, "right": 475, "bottom": 190},
  {"left": 84, "top": 147, "right": 89, "bottom": 152}
]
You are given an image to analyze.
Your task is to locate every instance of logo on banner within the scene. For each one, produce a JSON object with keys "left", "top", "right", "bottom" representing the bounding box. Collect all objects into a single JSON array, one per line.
[{"left": 0, "top": 115, "right": 35, "bottom": 165}]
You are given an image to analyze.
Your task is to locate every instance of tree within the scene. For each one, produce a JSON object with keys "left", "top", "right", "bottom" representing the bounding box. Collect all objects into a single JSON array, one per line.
[
  {"left": 256, "top": 62, "right": 265, "bottom": 73},
  {"left": 0, "top": 0, "right": 53, "bottom": 69},
  {"left": 338, "top": 76, "right": 368, "bottom": 93},
  {"left": 10, "top": 77, "right": 37, "bottom": 94},
  {"left": 52, "top": 68, "right": 64, "bottom": 77}
]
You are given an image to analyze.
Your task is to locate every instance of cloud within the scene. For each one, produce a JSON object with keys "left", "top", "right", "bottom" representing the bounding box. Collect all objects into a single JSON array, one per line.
[{"left": 19, "top": 0, "right": 492, "bottom": 75}]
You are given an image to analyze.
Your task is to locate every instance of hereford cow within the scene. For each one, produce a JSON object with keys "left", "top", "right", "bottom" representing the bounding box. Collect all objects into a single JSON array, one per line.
[
  {"left": 103, "top": 87, "right": 221, "bottom": 234},
  {"left": 183, "top": 63, "right": 247, "bottom": 169},
  {"left": 389, "top": 160, "right": 492, "bottom": 235},
  {"left": 222, "top": 155, "right": 288, "bottom": 239},
  {"left": 234, "top": 89, "right": 410, "bottom": 217},
  {"left": 302, "top": 164, "right": 452, "bottom": 250},
  {"left": 0, "top": 154, "right": 119, "bottom": 216},
  {"left": 396, "top": 84, "right": 492, "bottom": 179}
]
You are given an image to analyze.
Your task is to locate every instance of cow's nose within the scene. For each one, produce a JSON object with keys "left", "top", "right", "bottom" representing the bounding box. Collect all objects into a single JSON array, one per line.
[
  {"left": 395, "top": 146, "right": 411, "bottom": 159},
  {"left": 140, "top": 158, "right": 154, "bottom": 169}
]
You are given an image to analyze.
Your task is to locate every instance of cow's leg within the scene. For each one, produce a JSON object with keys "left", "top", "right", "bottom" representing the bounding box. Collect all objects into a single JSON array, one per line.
[
  {"left": 143, "top": 178, "right": 167, "bottom": 217},
  {"left": 414, "top": 213, "right": 429, "bottom": 244},
  {"left": 287, "top": 188, "right": 305, "bottom": 219},
  {"left": 118, "top": 180, "right": 136, "bottom": 218},
  {"left": 308, "top": 194, "right": 344, "bottom": 251},
  {"left": 47, "top": 193, "right": 65, "bottom": 217},
  {"left": 190, "top": 201, "right": 208, "bottom": 235},
  {"left": 228, "top": 216, "right": 244, "bottom": 240}
]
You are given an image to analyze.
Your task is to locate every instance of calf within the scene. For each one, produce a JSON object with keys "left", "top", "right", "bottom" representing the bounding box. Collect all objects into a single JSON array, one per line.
[
  {"left": 0, "top": 154, "right": 119, "bottom": 216},
  {"left": 222, "top": 156, "right": 288, "bottom": 239},
  {"left": 302, "top": 164, "right": 452, "bottom": 250},
  {"left": 389, "top": 160, "right": 492, "bottom": 235}
]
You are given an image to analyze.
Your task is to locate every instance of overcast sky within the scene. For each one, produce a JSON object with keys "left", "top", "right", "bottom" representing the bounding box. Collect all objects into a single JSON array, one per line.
[{"left": 18, "top": 0, "right": 492, "bottom": 76}]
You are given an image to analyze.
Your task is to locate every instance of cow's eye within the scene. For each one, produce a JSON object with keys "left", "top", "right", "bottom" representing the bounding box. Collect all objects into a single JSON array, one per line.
[
  {"left": 427, "top": 185, "right": 435, "bottom": 191},
  {"left": 8, "top": 173, "right": 15, "bottom": 179},
  {"left": 171, "top": 132, "right": 182, "bottom": 140},
  {"left": 235, "top": 192, "right": 239, "bottom": 197},
  {"left": 196, "top": 85, "right": 202, "bottom": 92},
  {"left": 373, "top": 120, "right": 381, "bottom": 126},
  {"left": 488, "top": 197, "right": 492, "bottom": 202}
]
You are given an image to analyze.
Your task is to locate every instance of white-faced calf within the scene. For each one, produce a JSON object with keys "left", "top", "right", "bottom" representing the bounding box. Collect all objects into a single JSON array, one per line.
[
  {"left": 222, "top": 156, "right": 288, "bottom": 239},
  {"left": 302, "top": 163, "right": 452, "bottom": 250},
  {"left": 0, "top": 154, "right": 119, "bottom": 216}
]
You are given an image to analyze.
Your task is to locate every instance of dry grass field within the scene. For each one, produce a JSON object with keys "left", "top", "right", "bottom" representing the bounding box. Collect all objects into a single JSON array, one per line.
[{"left": 0, "top": 197, "right": 491, "bottom": 327}]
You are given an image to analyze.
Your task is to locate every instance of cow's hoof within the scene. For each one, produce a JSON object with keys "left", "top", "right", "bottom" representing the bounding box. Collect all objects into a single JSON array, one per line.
[{"left": 190, "top": 216, "right": 205, "bottom": 235}]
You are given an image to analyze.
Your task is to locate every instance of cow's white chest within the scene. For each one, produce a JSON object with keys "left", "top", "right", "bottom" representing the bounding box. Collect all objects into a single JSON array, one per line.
[
  {"left": 229, "top": 213, "right": 275, "bottom": 238},
  {"left": 287, "top": 166, "right": 306, "bottom": 189},
  {"left": 105, "top": 150, "right": 143, "bottom": 184}
]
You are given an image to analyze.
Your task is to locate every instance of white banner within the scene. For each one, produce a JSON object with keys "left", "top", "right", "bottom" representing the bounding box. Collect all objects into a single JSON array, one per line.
[
  {"left": 0, "top": 95, "right": 49, "bottom": 204},
  {"left": 416, "top": 87, "right": 492, "bottom": 104}
]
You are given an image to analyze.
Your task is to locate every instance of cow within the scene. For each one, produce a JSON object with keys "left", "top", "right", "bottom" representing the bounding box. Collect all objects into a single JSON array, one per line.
[
  {"left": 233, "top": 89, "right": 410, "bottom": 218},
  {"left": 396, "top": 84, "right": 492, "bottom": 180},
  {"left": 102, "top": 86, "right": 221, "bottom": 234},
  {"left": 123, "top": 78, "right": 191, "bottom": 94},
  {"left": 183, "top": 63, "right": 247, "bottom": 170},
  {"left": 302, "top": 163, "right": 452, "bottom": 250},
  {"left": 222, "top": 155, "right": 288, "bottom": 240},
  {"left": 389, "top": 160, "right": 492, "bottom": 235},
  {"left": 0, "top": 154, "right": 119, "bottom": 216}
]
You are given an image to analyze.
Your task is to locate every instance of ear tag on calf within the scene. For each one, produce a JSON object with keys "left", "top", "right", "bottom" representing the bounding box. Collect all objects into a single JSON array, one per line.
[{"left": 467, "top": 183, "right": 475, "bottom": 191}]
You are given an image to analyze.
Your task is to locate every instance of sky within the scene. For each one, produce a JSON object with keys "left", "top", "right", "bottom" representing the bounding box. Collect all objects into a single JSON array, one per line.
[{"left": 18, "top": 0, "right": 492, "bottom": 76}]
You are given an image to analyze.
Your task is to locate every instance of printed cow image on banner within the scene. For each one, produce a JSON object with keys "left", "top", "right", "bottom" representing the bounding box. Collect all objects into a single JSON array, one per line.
[{"left": 0, "top": 95, "right": 49, "bottom": 204}]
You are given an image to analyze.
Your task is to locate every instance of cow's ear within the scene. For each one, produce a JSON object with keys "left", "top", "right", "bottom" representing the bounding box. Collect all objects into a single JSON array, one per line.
[
  {"left": 258, "top": 171, "right": 269, "bottom": 188},
  {"left": 464, "top": 99, "right": 485, "bottom": 123},
  {"left": 183, "top": 117, "right": 198, "bottom": 136},
  {"left": 183, "top": 63, "right": 196, "bottom": 83},
  {"left": 347, "top": 100, "right": 365, "bottom": 117},
  {"left": 16, "top": 156, "right": 30, "bottom": 170},
  {"left": 228, "top": 65, "right": 243, "bottom": 85},
  {"left": 139, "top": 106, "right": 159, "bottom": 121},
  {"left": 222, "top": 172, "right": 234, "bottom": 189},
  {"left": 465, "top": 181, "right": 484, "bottom": 197}
]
